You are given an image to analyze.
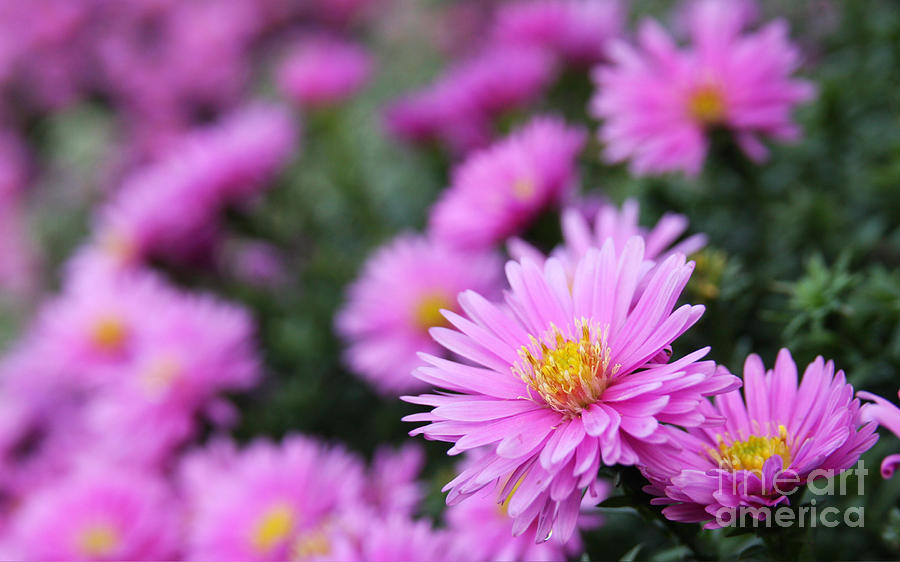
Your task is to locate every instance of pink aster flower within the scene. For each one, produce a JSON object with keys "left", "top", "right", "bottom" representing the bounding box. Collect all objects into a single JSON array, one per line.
[
  {"left": 510, "top": 198, "right": 707, "bottom": 276},
  {"left": 404, "top": 238, "right": 739, "bottom": 542},
  {"left": 492, "top": 0, "right": 624, "bottom": 66},
  {"left": 4, "top": 466, "right": 181, "bottom": 560},
  {"left": 95, "top": 103, "right": 297, "bottom": 267},
  {"left": 385, "top": 47, "right": 554, "bottom": 154},
  {"left": 639, "top": 349, "right": 878, "bottom": 528},
  {"left": 278, "top": 35, "right": 373, "bottom": 108},
  {"left": 180, "top": 435, "right": 365, "bottom": 561},
  {"left": 429, "top": 116, "right": 586, "bottom": 250},
  {"left": 335, "top": 234, "right": 501, "bottom": 395},
  {"left": 591, "top": 0, "right": 815, "bottom": 176},
  {"left": 858, "top": 389, "right": 900, "bottom": 478}
]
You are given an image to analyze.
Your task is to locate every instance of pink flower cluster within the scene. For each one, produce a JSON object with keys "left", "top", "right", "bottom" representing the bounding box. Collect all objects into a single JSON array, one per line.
[
  {"left": 591, "top": 0, "right": 815, "bottom": 176},
  {"left": 385, "top": 0, "right": 623, "bottom": 155}
]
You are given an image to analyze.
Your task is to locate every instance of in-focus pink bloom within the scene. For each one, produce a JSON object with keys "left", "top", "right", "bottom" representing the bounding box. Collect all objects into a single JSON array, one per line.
[
  {"left": 5, "top": 466, "right": 181, "bottom": 561},
  {"left": 444, "top": 453, "right": 609, "bottom": 561},
  {"left": 510, "top": 198, "right": 707, "bottom": 276},
  {"left": 492, "top": 0, "right": 624, "bottom": 66},
  {"left": 858, "top": 389, "right": 900, "bottom": 478},
  {"left": 96, "top": 104, "right": 297, "bottom": 267},
  {"left": 429, "top": 116, "right": 586, "bottom": 250},
  {"left": 591, "top": 0, "right": 815, "bottom": 176},
  {"left": 404, "top": 239, "right": 738, "bottom": 542},
  {"left": 336, "top": 234, "right": 501, "bottom": 395},
  {"left": 640, "top": 349, "right": 878, "bottom": 528},
  {"left": 180, "top": 435, "right": 365, "bottom": 561},
  {"left": 278, "top": 35, "right": 373, "bottom": 108},
  {"left": 385, "top": 47, "right": 554, "bottom": 154}
]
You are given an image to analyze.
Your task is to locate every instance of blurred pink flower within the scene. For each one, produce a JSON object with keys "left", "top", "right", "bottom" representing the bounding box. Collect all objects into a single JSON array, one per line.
[
  {"left": 278, "top": 35, "right": 373, "bottom": 108},
  {"left": 385, "top": 47, "right": 554, "bottom": 154},
  {"left": 492, "top": 0, "right": 624, "bottom": 66},
  {"left": 180, "top": 435, "right": 365, "bottom": 561},
  {"left": 640, "top": 350, "right": 878, "bottom": 527},
  {"left": 5, "top": 466, "right": 181, "bottom": 560},
  {"left": 509, "top": 198, "right": 707, "bottom": 277},
  {"left": 858, "top": 389, "right": 900, "bottom": 478},
  {"left": 405, "top": 240, "right": 738, "bottom": 543},
  {"left": 95, "top": 103, "right": 297, "bottom": 267},
  {"left": 335, "top": 234, "right": 501, "bottom": 396},
  {"left": 429, "top": 116, "right": 586, "bottom": 250},
  {"left": 591, "top": 0, "right": 815, "bottom": 176}
]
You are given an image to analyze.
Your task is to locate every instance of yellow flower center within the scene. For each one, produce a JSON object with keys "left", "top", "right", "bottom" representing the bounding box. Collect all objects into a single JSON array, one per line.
[
  {"left": 141, "top": 355, "right": 182, "bottom": 397},
  {"left": 252, "top": 503, "right": 296, "bottom": 554},
  {"left": 413, "top": 292, "right": 452, "bottom": 332},
  {"left": 511, "top": 177, "right": 536, "bottom": 202},
  {"left": 90, "top": 315, "right": 128, "bottom": 353},
  {"left": 710, "top": 425, "right": 792, "bottom": 474},
  {"left": 78, "top": 523, "right": 119, "bottom": 558},
  {"left": 687, "top": 84, "right": 727, "bottom": 125},
  {"left": 514, "top": 322, "right": 618, "bottom": 415},
  {"left": 291, "top": 527, "right": 331, "bottom": 560}
]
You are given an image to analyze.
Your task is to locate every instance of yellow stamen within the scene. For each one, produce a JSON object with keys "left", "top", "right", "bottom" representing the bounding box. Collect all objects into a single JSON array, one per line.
[
  {"left": 413, "top": 292, "right": 452, "bottom": 332},
  {"left": 514, "top": 321, "right": 619, "bottom": 415},
  {"left": 512, "top": 177, "right": 536, "bottom": 201},
  {"left": 78, "top": 523, "right": 119, "bottom": 557},
  {"left": 91, "top": 315, "right": 128, "bottom": 353},
  {"left": 709, "top": 425, "right": 792, "bottom": 474},
  {"left": 252, "top": 503, "right": 296, "bottom": 554},
  {"left": 687, "top": 84, "right": 727, "bottom": 125}
]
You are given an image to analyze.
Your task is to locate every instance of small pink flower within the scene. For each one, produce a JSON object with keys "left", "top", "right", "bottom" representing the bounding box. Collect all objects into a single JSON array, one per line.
[
  {"left": 591, "top": 0, "right": 815, "bottom": 176},
  {"left": 180, "top": 435, "right": 365, "bottom": 561},
  {"left": 492, "top": 0, "right": 625, "bottom": 66},
  {"left": 429, "top": 116, "right": 586, "bottom": 250},
  {"left": 5, "top": 466, "right": 181, "bottom": 560},
  {"left": 336, "top": 234, "right": 501, "bottom": 395},
  {"left": 640, "top": 349, "right": 878, "bottom": 527},
  {"left": 278, "top": 35, "right": 373, "bottom": 108},
  {"left": 385, "top": 47, "right": 554, "bottom": 154}
]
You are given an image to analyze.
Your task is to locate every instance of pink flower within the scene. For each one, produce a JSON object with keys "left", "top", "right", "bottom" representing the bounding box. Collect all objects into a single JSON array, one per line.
[
  {"left": 858, "top": 389, "right": 900, "bottom": 478},
  {"left": 640, "top": 349, "right": 878, "bottom": 528},
  {"left": 180, "top": 435, "right": 365, "bottom": 561},
  {"left": 492, "top": 0, "right": 624, "bottom": 66},
  {"left": 591, "top": 0, "right": 815, "bottom": 176},
  {"left": 509, "top": 198, "right": 707, "bottom": 276},
  {"left": 385, "top": 47, "right": 554, "bottom": 154},
  {"left": 278, "top": 35, "right": 373, "bottom": 108},
  {"left": 404, "top": 239, "right": 738, "bottom": 542},
  {"left": 335, "top": 234, "right": 501, "bottom": 395},
  {"left": 4, "top": 466, "right": 181, "bottom": 560},
  {"left": 429, "top": 116, "right": 586, "bottom": 250},
  {"left": 95, "top": 103, "right": 297, "bottom": 267}
]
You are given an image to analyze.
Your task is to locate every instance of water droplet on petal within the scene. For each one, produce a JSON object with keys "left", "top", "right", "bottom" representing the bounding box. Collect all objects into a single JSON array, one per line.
[{"left": 541, "top": 529, "right": 553, "bottom": 543}]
